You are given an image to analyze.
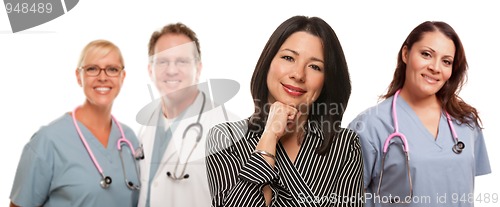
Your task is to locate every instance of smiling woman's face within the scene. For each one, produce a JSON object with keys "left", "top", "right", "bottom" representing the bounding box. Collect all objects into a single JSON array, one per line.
[
  {"left": 402, "top": 31, "right": 455, "bottom": 98},
  {"left": 266, "top": 31, "right": 325, "bottom": 112},
  {"left": 77, "top": 48, "right": 125, "bottom": 108}
]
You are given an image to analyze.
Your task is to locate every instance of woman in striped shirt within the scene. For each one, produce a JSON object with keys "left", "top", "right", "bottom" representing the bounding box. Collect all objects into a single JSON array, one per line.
[{"left": 206, "top": 15, "right": 364, "bottom": 207}]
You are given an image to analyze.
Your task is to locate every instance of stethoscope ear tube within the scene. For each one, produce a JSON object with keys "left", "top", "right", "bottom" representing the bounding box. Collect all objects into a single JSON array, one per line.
[
  {"left": 377, "top": 90, "right": 465, "bottom": 202},
  {"left": 73, "top": 106, "right": 141, "bottom": 190},
  {"left": 166, "top": 92, "right": 206, "bottom": 180}
]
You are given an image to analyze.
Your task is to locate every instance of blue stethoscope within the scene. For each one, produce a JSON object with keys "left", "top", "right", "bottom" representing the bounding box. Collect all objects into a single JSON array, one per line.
[
  {"left": 163, "top": 92, "right": 206, "bottom": 180},
  {"left": 72, "top": 107, "right": 143, "bottom": 190},
  {"left": 377, "top": 89, "right": 465, "bottom": 203}
]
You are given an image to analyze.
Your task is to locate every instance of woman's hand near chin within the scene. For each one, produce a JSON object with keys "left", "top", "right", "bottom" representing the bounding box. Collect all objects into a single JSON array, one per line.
[{"left": 264, "top": 101, "right": 300, "bottom": 140}]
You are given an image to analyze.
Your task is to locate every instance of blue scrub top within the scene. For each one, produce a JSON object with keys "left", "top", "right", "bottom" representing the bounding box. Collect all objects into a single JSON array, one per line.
[
  {"left": 348, "top": 95, "right": 491, "bottom": 207},
  {"left": 10, "top": 113, "right": 140, "bottom": 207}
]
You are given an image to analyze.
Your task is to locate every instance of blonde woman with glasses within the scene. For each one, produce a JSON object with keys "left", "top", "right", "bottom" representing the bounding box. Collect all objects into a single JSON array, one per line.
[{"left": 9, "top": 40, "right": 141, "bottom": 207}]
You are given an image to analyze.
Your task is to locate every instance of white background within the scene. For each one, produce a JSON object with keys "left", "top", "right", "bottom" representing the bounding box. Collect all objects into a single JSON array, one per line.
[{"left": 1, "top": 0, "right": 498, "bottom": 206}]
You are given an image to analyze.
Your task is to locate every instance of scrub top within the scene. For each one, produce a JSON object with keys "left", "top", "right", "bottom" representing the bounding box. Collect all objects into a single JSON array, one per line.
[
  {"left": 10, "top": 113, "right": 140, "bottom": 207},
  {"left": 348, "top": 95, "right": 491, "bottom": 207}
]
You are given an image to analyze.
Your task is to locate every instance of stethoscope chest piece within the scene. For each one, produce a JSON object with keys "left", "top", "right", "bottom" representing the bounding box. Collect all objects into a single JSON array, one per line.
[
  {"left": 135, "top": 146, "right": 145, "bottom": 160},
  {"left": 100, "top": 176, "right": 112, "bottom": 188},
  {"left": 453, "top": 140, "right": 465, "bottom": 154}
]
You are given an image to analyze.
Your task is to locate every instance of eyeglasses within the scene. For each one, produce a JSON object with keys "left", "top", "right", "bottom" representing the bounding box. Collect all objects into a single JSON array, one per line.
[
  {"left": 79, "top": 65, "right": 124, "bottom": 77},
  {"left": 152, "top": 58, "right": 194, "bottom": 70}
]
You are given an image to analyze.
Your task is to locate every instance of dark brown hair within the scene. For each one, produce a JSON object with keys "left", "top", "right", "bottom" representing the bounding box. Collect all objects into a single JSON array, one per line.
[
  {"left": 148, "top": 22, "right": 201, "bottom": 60},
  {"left": 249, "top": 15, "right": 351, "bottom": 155}
]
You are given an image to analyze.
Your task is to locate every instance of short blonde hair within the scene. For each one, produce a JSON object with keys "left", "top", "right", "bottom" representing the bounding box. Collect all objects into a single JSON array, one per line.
[{"left": 77, "top": 39, "right": 124, "bottom": 68}]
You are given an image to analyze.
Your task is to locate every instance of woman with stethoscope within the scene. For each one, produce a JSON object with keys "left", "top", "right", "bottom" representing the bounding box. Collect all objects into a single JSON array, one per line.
[
  {"left": 10, "top": 40, "right": 141, "bottom": 207},
  {"left": 349, "top": 21, "right": 491, "bottom": 207}
]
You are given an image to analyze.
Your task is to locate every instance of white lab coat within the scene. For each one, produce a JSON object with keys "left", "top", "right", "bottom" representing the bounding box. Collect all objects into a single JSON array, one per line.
[{"left": 137, "top": 92, "right": 239, "bottom": 207}]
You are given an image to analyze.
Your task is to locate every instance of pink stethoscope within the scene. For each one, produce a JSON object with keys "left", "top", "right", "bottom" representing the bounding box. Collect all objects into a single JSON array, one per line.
[
  {"left": 71, "top": 107, "right": 143, "bottom": 190},
  {"left": 377, "top": 89, "right": 465, "bottom": 203}
]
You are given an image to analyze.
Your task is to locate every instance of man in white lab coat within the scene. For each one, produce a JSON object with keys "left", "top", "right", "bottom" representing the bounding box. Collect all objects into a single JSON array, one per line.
[{"left": 137, "top": 23, "right": 239, "bottom": 207}]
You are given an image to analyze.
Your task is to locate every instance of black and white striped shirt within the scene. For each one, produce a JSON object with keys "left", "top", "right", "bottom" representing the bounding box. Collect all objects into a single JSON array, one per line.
[{"left": 206, "top": 119, "right": 364, "bottom": 207}]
